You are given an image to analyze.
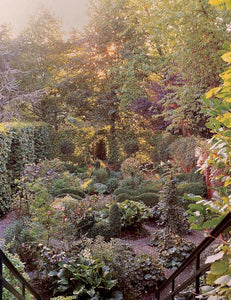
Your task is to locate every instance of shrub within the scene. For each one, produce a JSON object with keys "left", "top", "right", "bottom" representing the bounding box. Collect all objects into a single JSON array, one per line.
[
  {"left": 106, "top": 177, "right": 119, "bottom": 193},
  {"left": 124, "top": 140, "right": 139, "bottom": 156},
  {"left": 116, "top": 193, "right": 131, "bottom": 203},
  {"left": 0, "top": 122, "right": 53, "bottom": 216},
  {"left": 4, "top": 219, "right": 41, "bottom": 265},
  {"left": 177, "top": 182, "right": 207, "bottom": 197},
  {"left": 156, "top": 178, "right": 190, "bottom": 235},
  {"left": 132, "top": 193, "right": 160, "bottom": 207},
  {"left": 121, "top": 176, "right": 143, "bottom": 189},
  {"left": 53, "top": 188, "right": 85, "bottom": 199},
  {"left": 59, "top": 139, "right": 75, "bottom": 155},
  {"left": 85, "top": 237, "right": 165, "bottom": 299},
  {"left": 92, "top": 167, "right": 109, "bottom": 183},
  {"left": 175, "top": 167, "right": 204, "bottom": 183},
  {"left": 114, "top": 188, "right": 138, "bottom": 196},
  {"left": 121, "top": 158, "right": 142, "bottom": 178},
  {"left": 109, "top": 203, "right": 121, "bottom": 237},
  {"left": 88, "top": 221, "right": 112, "bottom": 241},
  {"left": 118, "top": 200, "right": 152, "bottom": 228},
  {"left": 168, "top": 136, "right": 199, "bottom": 172}
]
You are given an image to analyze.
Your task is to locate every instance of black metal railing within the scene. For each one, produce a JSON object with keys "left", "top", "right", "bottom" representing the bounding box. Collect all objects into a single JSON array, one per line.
[
  {"left": 156, "top": 212, "right": 231, "bottom": 300},
  {"left": 0, "top": 248, "right": 41, "bottom": 300}
]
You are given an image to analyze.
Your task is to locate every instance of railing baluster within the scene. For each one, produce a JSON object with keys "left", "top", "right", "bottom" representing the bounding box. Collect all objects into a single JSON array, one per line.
[
  {"left": 171, "top": 278, "right": 175, "bottom": 300},
  {"left": 22, "top": 283, "right": 26, "bottom": 297},
  {"left": 195, "top": 253, "right": 200, "bottom": 295}
]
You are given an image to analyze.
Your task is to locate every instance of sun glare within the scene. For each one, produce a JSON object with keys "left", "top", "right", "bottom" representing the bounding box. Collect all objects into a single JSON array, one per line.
[{"left": 107, "top": 43, "right": 117, "bottom": 56}]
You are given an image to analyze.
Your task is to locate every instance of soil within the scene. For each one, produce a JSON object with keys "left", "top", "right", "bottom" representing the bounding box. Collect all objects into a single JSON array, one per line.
[{"left": 0, "top": 212, "right": 206, "bottom": 300}]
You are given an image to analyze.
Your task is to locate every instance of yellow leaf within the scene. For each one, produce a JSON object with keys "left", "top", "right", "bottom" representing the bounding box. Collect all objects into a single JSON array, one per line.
[
  {"left": 206, "top": 87, "right": 220, "bottom": 99},
  {"left": 218, "top": 112, "right": 231, "bottom": 127},
  {"left": 222, "top": 51, "right": 231, "bottom": 63},
  {"left": 224, "top": 177, "right": 231, "bottom": 187}
]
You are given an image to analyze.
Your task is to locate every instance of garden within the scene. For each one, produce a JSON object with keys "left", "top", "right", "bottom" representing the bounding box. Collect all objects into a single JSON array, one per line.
[{"left": 0, "top": 0, "right": 231, "bottom": 299}]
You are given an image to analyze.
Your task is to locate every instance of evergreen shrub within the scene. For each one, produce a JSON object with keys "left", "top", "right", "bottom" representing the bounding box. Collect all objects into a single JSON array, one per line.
[
  {"left": 177, "top": 182, "right": 207, "bottom": 197},
  {"left": 0, "top": 122, "right": 53, "bottom": 216}
]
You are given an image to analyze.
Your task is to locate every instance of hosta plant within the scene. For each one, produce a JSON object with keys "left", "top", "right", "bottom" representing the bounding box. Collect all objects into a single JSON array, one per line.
[{"left": 49, "top": 249, "right": 122, "bottom": 300}]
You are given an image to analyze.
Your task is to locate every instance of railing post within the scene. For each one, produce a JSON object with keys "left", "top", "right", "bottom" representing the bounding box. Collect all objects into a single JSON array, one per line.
[
  {"left": 22, "top": 283, "right": 26, "bottom": 297},
  {"left": 195, "top": 253, "right": 200, "bottom": 295},
  {"left": 0, "top": 255, "right": 2, "bottom": 300},
  {"left": 171, "top": 278, "right": 175, "bottom": 300}
]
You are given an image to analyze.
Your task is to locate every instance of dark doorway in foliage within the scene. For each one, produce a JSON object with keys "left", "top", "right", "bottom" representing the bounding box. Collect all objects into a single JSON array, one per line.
[{"left": 95, "top": 139, "right": 107, "bottom": 160}]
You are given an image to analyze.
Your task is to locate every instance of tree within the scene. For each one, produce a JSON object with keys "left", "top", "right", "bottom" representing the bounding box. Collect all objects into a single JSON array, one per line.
[
  {"left": 14, "top": 9, "right": 69, "bottom": 129},
  {"left": 147, "top": 0, "right": 231, "bottom": 136},
  {"left": 0, "top": 26, "right": 43, "bottom": 121}
]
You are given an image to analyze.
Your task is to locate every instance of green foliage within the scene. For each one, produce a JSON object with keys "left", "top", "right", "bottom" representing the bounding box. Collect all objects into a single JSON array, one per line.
[
  {"left": 92, "top": 167, "right": 110, "bottom": 184},
  {"left": 150, "top": 231, "right": 195, "bottom": 269},
  {"left": 114, "top": 188, "right": 138, "bottom": 196},
  {"left": 106, "top": 177, "right": 119, "bottom": 193},
  {"left": 59, "top": 140, "right": 76, "bottom": 155},
  {"left": 168, "top": 136, "right": 198, "bottom": 172},
  {"left": 124, "top": 140, "right": 139, "bottom": 157},
  {"left": 175, "top": 167, "right": 205, "bottom": 183},
  {"left": 88, "top": 221, "right": 112, "bottom": 241},
  {"left": 116, "top": 193, "right": 130, "bottom": 203},
  {"left": 118, "top": 200, "right": 152, "bottom": 228},
  {"left": 49, "top": 251, "right": 121, "bottom": 299},
  {"left": 177, "top": 182, "right": 207, "bottom": 198},
  {"left": 121, "top": 176, "right": 143, "bottom": 189},
  {"left": 132, "top": 193, "right": 160, "bottom": 207},
  {"left": 200, "top": 238, "right": 231, "bottom": 300},
  {"left": 84, "top": 237, "right": 165, "bottom": 299},
  {"left": 150, "top": 132, "right": 177, "bottom": 163},
  {"left": 155, "top": 178, "right": 190, "bottom": 235},
  {"left": 0, "top": 122, "right": 53, "bottom": 216},
  {"left": 121, "top": 158, "right": 142, "bottom": 178},
  {"left": 116, "top": 192, "right": 159, "bottom": 207},
  {"left": 109, "top": 203, "right": 121, "bottom": 237},
  {"left": 186, "top": 195, "right": 224, "bottom": 230},
  {"left": 53, "top": 188, "right": 85, "bottom": 199}
]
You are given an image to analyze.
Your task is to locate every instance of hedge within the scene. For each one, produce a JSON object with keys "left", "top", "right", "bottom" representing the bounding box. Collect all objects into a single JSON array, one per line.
[{"left": 0, "top": 122, "right": 53, "bottom": 216}]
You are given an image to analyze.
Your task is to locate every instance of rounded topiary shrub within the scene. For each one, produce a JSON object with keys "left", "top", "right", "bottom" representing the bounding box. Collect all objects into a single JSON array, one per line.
[
  {"left": 109, "top": 203, "right": 121, "bottom": 237},
  {"left": 121, "top": 158, "right": 142, "bottom": 178},
  {"left": 177, "top": 182, "right": 207, "bottom": 197},
  {"left": 59, "top": 139, "right": 75, "bottom": 155},
  {"left": 92, "top": 168, "right": 109, "bottom": 184},
  {"left": 132, "top": 193, "right": 160, "bottom": 207},
  {"left": 124, "top": 140, "right": 139, "bottom": 157}
]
